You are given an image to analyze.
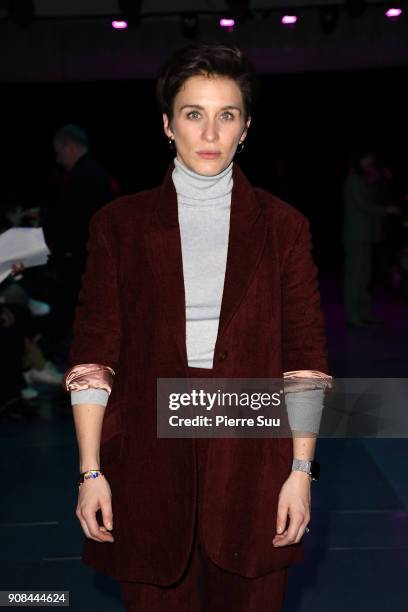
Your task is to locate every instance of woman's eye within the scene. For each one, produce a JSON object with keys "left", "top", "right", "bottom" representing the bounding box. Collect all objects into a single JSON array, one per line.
[
  {"left": 221, "top": 112, "right": 234, "bottom": 120},
  {"left": 187, "top": 111, "right": 200, "bottom": 119}
]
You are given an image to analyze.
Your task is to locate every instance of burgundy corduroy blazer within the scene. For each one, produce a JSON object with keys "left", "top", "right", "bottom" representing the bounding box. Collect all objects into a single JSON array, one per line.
[{"left": 69, "top": 161, "right": 329, "bottom": 585}]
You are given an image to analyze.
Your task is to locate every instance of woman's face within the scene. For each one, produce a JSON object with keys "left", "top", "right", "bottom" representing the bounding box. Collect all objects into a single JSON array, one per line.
[{"left": 163, "top": 74, "right": 251, "bottom": 176}]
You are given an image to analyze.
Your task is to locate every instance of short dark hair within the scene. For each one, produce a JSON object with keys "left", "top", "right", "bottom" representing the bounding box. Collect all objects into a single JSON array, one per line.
[
  {"left": 53, "top": 123, "right": 89, "bottom": 149},
  {"left": 156, "top": 43, "right": 257, "bottom": 121}
]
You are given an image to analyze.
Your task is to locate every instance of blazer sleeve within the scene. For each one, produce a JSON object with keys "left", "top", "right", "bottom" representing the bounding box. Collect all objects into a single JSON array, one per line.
[
  {"left": 281, "top": 217, "right": 329, "bottom": 375},
  {"left": 68, "top": 209, "right": 122, "bottom": 371}
]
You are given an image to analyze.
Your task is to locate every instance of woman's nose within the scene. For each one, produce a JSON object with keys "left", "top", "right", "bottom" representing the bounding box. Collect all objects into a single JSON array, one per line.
[{"left": 202, "top": 121, "right": 219, "bottom": 142}]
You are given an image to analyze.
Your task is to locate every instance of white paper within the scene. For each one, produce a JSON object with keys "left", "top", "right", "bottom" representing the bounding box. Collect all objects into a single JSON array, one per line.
[{"left": 0, "top": 227, "right": 51, "bottom": 285}]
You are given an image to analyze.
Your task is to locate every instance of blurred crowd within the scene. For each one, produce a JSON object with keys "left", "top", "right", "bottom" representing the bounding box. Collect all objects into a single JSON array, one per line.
[{"left": 0, "top": 124, "right": 119, "bottom": 422}]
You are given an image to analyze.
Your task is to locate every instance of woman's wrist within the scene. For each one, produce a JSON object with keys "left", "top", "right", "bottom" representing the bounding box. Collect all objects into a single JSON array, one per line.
[
  {"left": 289, "top": 470, "right": 312, "bottom": 483},
  {"left": 80, "top": 459, "right": 100, "bottom": 472},
  {"left": 78, "top": 469, "right": 105, "bottom": 488}
]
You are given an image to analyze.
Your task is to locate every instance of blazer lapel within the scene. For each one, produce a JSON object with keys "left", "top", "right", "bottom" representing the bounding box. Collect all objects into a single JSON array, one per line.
[
  {"left": 216, "top": 163, "right": 267, "bottom": 345},
  {"left": 146, "top": 163, "right": 188, "bottom": 367},
  {"left": 145, "top": 161, "right": 267, "bottom": 368}
]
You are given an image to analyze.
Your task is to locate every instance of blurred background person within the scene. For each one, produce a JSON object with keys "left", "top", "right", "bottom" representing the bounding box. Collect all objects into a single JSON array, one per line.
[
  {"left": 342, "top": 146, "right": 399, "bottom": 328},
  {"left": 43, "top": 124, "right": 115, "bottom": 335},
  {"left": 0, "top": 198, "right": 63, "bottom": 416}
]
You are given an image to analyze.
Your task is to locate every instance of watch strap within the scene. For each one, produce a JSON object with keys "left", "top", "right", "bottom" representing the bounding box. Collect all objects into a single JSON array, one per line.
[{"left": 291, "top": 458, "right": 319, "bottom": 481}]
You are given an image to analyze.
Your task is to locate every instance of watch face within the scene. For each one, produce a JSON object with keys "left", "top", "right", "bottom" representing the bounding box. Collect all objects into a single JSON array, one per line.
[{"left": 310, "top": 461, "right": 320, "bottom": 480}]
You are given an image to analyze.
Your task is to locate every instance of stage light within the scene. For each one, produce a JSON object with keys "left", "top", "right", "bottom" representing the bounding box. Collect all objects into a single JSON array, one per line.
[
  {"left": 220, "top": 17, "right": 236, "bottom": 31},
  {"left": 112, "top": 20, "right": 128, "bottom": 29},
  {"left": 118, "top": 0, "right": 143, "bottom": 26},
  {"left": 181, "top": 13, "right": 199, "bottom": 39},
  {"left": 281, "top": 15, "right": 298, "bottom": 25},
  {"left": 385, "top": 7, "right": 403, "bottom": 19},
  {"left": 7, "top": 0, "right": 34, "bottom": 27},
  {"left": 320, "top": 6, "right": 339, "bottom": 34},
  {"left": 344, "top": 0, "right": 366, "bottom": 18}
]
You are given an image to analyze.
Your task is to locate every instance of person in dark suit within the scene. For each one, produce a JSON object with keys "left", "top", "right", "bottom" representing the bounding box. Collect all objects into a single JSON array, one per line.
[
  {"left": 44, "top": 124, "right": 114, "bottom": 330},
  {"left": 62, "top": 44, "right": 330, "bottom": 611}
]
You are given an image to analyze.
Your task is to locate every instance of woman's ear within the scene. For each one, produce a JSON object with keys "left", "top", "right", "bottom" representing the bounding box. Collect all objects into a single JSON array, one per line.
[
  {"left": 162, "top": 114, "right": 173, "bottom": 139},
  {"left": 240, "top": 116, "right": 252, "bottom": 143}
]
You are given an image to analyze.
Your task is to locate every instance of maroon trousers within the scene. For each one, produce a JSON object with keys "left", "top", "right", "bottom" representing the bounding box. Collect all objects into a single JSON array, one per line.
[{"left": 119, "top": 367, "right": 289, "bottom": 611}]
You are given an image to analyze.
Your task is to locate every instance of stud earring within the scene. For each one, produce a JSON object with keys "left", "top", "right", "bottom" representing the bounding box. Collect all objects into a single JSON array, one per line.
[
  {"left": 236, "top": 141, "right": 245, "bottom": 154},
  {"left": 168, "top": 137, "right": 176, "bottom": 150}
]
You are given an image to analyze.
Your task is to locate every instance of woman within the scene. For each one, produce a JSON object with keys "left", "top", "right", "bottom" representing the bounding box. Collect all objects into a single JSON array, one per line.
[{"left": 63, "top": 43, "right": 330, "bottom": 611}]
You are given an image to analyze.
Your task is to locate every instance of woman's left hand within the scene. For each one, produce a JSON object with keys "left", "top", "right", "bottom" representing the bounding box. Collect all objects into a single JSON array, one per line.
[{"left": 272, "top": 471, "right": 311, "bottom": 547}]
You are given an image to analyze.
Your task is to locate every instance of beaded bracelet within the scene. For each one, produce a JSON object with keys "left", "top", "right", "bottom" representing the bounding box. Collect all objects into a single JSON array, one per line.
[{"left": 78, "top": 469, "right": 104, "bottom": 487}]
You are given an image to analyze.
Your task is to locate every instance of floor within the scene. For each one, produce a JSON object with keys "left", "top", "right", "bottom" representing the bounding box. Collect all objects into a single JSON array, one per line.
[{"left": 1, "top": 276, "right": 407, "bottom": 611}]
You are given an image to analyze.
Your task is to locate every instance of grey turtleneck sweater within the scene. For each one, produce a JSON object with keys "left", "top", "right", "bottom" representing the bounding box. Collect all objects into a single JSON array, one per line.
[{"left": 173, "top": 156, "right": 232, "bottom": 369}]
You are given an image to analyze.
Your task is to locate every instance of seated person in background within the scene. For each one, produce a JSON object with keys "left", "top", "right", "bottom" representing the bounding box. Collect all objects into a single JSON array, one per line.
[{"left": 0, "top": 201, "right": 63, "bottom": 393}]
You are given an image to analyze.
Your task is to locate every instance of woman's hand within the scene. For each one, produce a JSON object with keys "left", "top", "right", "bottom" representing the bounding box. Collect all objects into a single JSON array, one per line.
[
  {"left": 272, "top": 471, "right": 311, "bottom": 547},
  {"left": 76, "top": 476, "right": 115, "bottom": 543}
]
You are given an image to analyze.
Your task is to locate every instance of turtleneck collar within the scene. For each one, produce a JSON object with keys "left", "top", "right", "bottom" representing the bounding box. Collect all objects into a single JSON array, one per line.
[{"left": 172, "top": 156, "right": 233, "bottom": 207}]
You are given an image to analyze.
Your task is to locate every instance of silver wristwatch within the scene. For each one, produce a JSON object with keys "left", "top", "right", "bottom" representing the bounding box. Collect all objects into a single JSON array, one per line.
[{"left": 291, "top": 458, "right": 320, "bottom": 481}]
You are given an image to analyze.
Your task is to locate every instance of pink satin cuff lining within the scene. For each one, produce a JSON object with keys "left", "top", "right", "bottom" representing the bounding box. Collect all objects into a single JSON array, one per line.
[
  {"left": 283, "top": 369, "right": 333, "bottom": 391},
  {"left": 283, "top": 369, "right": 332, "bottom": 379},
  {"left": 62, "top": 364, "right": 115, "bottom": 394},
  {"left": 62, "top": 366, "right": 330, "bottom": 394}
]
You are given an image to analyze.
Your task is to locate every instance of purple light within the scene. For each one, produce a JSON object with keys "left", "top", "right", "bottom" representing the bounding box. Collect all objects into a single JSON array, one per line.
[
  {"left": 385, "top": 8, "right": 402, "bottom": 19},
  {"left": 282, "top": 15, "right": 298, "bottom": 25},
  {"left": 112, "top": 20, "right": 128, "bottom": 30},
  {"left": 220, "top": 17, "right": 235, "bottom": 29}
]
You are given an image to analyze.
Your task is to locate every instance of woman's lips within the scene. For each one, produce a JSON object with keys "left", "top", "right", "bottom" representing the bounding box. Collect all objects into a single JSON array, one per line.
[{"left": 197, "top": 151, "right": 222, "bottom": 159}]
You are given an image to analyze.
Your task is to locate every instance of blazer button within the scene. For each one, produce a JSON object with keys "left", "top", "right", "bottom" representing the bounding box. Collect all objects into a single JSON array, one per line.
[{"left": 218, "top": 350, "right": 228, "bottom": 362}]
